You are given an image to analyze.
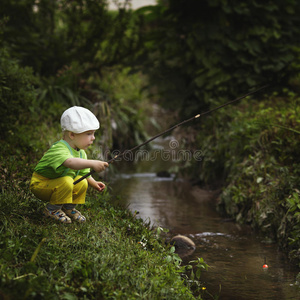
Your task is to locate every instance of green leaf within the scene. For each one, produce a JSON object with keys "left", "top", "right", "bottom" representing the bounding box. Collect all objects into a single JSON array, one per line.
[{"left": 256, "top": 177, "right": 263, "bottom": 184}]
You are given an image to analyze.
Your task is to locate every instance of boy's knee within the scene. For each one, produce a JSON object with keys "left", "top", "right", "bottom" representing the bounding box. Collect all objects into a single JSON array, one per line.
[
  {"left": 80, "top": 178, "right": 88, "bottom": 190},
  {"left": 60, "top": 176, "right": 74, "bottom": 191},
  {"left": 74, "top": 176, "right": 88, "bottom": 189}
]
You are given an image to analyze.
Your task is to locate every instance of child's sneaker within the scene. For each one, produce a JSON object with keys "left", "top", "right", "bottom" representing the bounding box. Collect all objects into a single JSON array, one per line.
[
  {"left": 43, "top": 208, "right": 72, "bottom": 223},
  {"left": 63, "top": 208, "right": 86, "bottom": 223}
]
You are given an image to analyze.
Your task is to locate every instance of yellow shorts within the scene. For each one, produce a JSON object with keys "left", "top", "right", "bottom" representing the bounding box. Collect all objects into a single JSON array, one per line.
[{"left": 30, "top": 172, "right": 88, "bottom": 204}]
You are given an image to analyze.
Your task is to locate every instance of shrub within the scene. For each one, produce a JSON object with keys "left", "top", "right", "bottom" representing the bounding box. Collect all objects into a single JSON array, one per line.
[{"left": 192, "top": 90, "right": 300, "bottom": 263}]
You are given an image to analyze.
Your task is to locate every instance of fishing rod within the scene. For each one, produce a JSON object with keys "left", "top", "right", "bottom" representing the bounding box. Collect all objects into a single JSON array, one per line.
[{"left": 73, "top": 84, "right": 270, "bottom": 185}]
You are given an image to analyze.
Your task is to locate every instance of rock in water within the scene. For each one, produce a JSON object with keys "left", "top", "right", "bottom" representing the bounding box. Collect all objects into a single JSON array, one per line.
[
  {"left": 170, "top": 235, "right": 196, "bottom": 250},
  {"left": 156, "top": 170, "right": 171, "bottom": 177}
]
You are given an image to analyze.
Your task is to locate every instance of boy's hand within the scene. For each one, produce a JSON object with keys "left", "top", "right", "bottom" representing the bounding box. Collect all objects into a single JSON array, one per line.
[
  {"left": 94, "top": 181, "right": 106, "bottom": 192},
  {"left": 92, "top": 160, "right": 109, "bottom": 173},
  {"left": 87, "top": 177, "right": 106, "bottom": 192}
]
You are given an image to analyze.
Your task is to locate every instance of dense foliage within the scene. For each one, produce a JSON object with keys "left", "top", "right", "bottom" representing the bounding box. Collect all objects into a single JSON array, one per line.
[
  {"left": 2, "top": 0, "right": 300, "bottom": 148},
  {"left": 1, "top": 0, "right": 139, "bottom": 75},
  {"left": 0, "top": 48, "right": 37, "bottom": 143},
  {"left": 136, "top": 0, "right": 300, "bottom": 116},
  {"left": 1, "top": 0, "right": 149, "bottom": 152},
  {"left": 183, "top": 89, "right": 300, "bottom": 263}
]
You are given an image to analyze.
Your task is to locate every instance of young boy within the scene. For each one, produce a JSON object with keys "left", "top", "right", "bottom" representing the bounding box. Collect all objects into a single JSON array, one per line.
[{"left": 30, "top": 106, "right": 109, "bottom": 223}]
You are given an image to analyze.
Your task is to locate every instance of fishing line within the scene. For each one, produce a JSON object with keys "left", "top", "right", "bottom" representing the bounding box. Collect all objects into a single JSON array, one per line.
[{"left": 74, "top": 84, "right": 270, "bottom": 185}]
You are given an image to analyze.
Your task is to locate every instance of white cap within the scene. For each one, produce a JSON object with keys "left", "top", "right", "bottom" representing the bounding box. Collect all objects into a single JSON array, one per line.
[{"left": 60, "top": 106, "right": 100, "bottom": 133}]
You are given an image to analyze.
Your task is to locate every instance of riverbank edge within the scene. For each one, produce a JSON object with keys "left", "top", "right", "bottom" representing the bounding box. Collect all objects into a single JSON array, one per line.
[{"left": 0, "top": 187, "right": 206, "bottom": 299}]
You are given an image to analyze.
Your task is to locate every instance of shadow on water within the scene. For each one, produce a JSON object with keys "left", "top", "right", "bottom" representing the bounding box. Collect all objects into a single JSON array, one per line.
[{"left": 107, "top": 137, "right": 300, "bottom": 299}]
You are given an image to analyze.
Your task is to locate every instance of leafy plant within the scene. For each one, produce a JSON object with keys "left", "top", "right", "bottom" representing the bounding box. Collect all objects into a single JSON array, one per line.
[
  {"left": 0, "top": 47, "right": 37, "bottom": 141},
  {"left": 135, "top": 0, "right": 300, "bottom": 117},
  {"left": 88, "top": 66, "right": 152, "bottom": 151},
  {"left": 185, "top": 257, "right": 213, "bottom": 299},
  {"left": 189, "top": 91, "right": 300, "bottom": 264}
]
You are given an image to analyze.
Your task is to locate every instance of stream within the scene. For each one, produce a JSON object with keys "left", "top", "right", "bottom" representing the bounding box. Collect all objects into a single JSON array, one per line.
[{"left": 107, "top": 137, "right": 300, "bottom": 299}]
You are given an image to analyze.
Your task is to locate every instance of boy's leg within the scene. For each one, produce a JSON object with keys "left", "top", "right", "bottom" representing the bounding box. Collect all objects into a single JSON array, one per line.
[
  {"left": 30, "top": 173, "right": 74, "bottom": 223},
  {"left": 30, "top": 173, "right": 74, "bottom": 204},
  {"left": 72, "top": 176, "right": 88, "bottom": 204},
  {"left": 62, "top": 176, "right": 88, "bottom": 223}
]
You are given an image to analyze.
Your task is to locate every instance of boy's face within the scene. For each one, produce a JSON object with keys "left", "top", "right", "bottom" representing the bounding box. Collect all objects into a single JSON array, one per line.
[{"left": 72, "top": 130, "right": 96, "bottom": 150}]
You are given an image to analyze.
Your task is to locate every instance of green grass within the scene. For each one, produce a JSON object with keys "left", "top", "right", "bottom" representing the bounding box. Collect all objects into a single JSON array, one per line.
[{"left": 0, "top": 187, "right": 203, "bottom": 299}]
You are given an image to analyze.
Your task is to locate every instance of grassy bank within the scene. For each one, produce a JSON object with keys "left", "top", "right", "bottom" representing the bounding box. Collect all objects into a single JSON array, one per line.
[
  {"left": 0, "top": 182, "right": 208, "bottom": 299},
  {"left": 190, "top": 89, "right": 300, "bottom": 265},
  {"left": 0, "top": 50, "right": 208, "bottom": 299}
]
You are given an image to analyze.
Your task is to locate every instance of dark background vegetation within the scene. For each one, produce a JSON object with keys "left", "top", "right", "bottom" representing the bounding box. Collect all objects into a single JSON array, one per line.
[{"left": 1, "top": 0, "right": 300, "bottom": 298}]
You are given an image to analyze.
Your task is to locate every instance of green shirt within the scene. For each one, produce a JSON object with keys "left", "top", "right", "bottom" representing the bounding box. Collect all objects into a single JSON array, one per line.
[{"left": 34, "top": 140, "right": 90, "bottom": 179}]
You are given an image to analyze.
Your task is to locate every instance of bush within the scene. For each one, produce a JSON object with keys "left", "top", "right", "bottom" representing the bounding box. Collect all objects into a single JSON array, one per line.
[
  {"left": 192, "top": 90, "right": 300, "bottom": 263},
  {"left": 0, "top": 48, "right": 37, "bottom": 143},
  {"left": 136, "top": 0, "right": 300, "bottom": 116}
]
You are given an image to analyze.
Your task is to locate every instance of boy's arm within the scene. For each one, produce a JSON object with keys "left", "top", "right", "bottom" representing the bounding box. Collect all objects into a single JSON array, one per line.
[{"left": 63, "top": 157, "right": 108, "bottom": 173}]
